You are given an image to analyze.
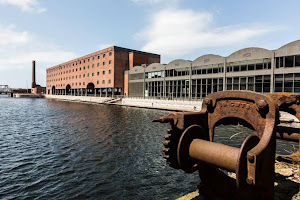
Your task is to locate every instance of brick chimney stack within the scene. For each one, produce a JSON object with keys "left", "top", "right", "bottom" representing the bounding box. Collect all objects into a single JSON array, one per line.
[{"left": 31, "top": 60, "right": 36, "bottom": 88}]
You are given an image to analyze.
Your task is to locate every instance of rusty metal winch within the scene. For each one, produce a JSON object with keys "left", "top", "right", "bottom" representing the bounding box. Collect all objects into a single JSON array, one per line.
[{"left": 153, "top": 91, "right": 300, "bottom": 200}]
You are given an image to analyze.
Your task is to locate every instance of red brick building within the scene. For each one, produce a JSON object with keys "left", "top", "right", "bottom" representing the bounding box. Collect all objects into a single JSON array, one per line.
[{"left": 46, "top": 46, "right": 160, "bottom": 96}]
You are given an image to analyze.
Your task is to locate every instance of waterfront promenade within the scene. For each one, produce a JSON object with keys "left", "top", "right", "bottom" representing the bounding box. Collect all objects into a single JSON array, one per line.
[{"left": 45, "top": 95, "right": 203, "bottom": 112}]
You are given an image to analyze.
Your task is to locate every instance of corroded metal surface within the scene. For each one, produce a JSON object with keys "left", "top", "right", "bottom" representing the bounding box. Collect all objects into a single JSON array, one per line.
[
  {"left": 267, "top": 93, "right": 300, "bottom": 161},
  {"left": 154, "top": 91, "right": 300, "bottom": 200}
]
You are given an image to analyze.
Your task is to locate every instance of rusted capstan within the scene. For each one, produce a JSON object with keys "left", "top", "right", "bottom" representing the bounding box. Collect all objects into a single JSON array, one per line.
[{"left": 154, "top": 91, "right": 279, "bottom": 200}]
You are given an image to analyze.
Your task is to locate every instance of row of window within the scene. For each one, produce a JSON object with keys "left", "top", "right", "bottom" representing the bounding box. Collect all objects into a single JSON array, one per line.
[
  {"left": 275, "top": 55, "right": 300, "bottom": 68},
  {"left": 166, "top": 68, "right": 190, "bottom": 77},
  {"left": 131, "top": 73, "right": 300, "bottom": 98},
  {"left": 48, "top": 61, "right": 112, "bottom": 77},
  {"left": 226, "top": 75, "right": 271, "bottom": 93},
  {"left": 48, "top": 70, "right": 112, "bottom": 82},
  {"left": 191, "top": 78, "right": 223, "bottom": 98},
  {"left": 274, "top": 73, "right": 300, "bottom": 92},
  {"left": 47, "top": 52, "right": 113, "bottom": 73},
  {"left": 146, "top": 71, "right": 164, "bottom": 79},
  {"left": 139, "top": 76, "right": 271, "bottom": 98},
  {"left": 131, "top": 59, "right": 273, "bottom": 79},
  {"left": 227, "top": 59, "right": 271, "bottom": 73},
  {"left": 144, "top": 78, "right": 224, "bottom": 98},
  {"left": 192, "top": 65, "right": 223, "bottom": 75},
  {"left": 52, "top": 79, "right": 112, "bottom": 87}
]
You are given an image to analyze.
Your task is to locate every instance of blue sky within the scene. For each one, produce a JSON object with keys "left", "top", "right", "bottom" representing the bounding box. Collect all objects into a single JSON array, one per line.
[{"left": 0, "top": 0, "right": 300, "bottom": 88}]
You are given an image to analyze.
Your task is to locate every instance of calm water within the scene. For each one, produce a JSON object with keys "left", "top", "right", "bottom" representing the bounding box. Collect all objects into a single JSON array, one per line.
[{"left": 0, "top": 95, "right": 295, "bottom": 200}]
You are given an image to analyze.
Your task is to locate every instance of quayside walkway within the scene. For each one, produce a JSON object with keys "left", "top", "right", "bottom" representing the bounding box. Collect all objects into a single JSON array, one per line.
[{"left": 45, "top": 95, "right": 203, "bottom": 111}]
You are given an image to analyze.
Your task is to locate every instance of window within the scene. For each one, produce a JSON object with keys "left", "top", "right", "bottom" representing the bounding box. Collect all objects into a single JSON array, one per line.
[
  {"left": 108, "top": 79, "right": 111, "bottom": 84},
  {"left": 102, "top": 80, "right": 105, "bottom": 84},
  {"left": 83, "top": 82, "right": 85, "bottom": 85},
  {"left": 285, "top": 56, "right": 294, "bottom": 67},
  {"left": 103, "top": 71, "right": 105, "bottom": 75},
  {"left": 109, "top": 60, "right": 112, "bottom": 64},
  {"left": 87, "top": 65, "right": 89, "bottom": 69},
  {"left": 79, "top": 67, "right": 81, "bottom": 70},
  {"left": 295, "top": 74, "right": 300, "bottom": 92},
  {"left": 92, "top": 64, "right": 94, "bottom": 68},
  {"left": 295, "top": 55, "right": 300, "bottom": 67},
  {"left": 284, "top": 74, "right": 293, "bottom": 92},
  {"left": 97, "top": 80, "right": 99, "bottom": 84},
  {"left": 87, "top": 73, "right": 89, "bottom": 77},
  {"left": 275, "top": 74, "right": 283, "bottom": 92},
  {"left": 92, "top": 73, "right": 94, "bottom": 76},
  {"left": 97, "top": 72, "right": 100, "bottom": 75},
  {"left": 76, "top": 68, "right": 78, "bottom": 71},
  {"left": 88, "top": 58, "right": 90, "bottom": 62},
  {"left": 83, "top": 66, "right": 85, "bottom": 70},
  {"left": 84, "top": 60, "right": 85, "bottom": 63},
  {"left": 103, "top": 62, "right": 105, "bottom": 66},
  {"left": 97, "top": 63, "right": 100, "bottom": 67},
  {"left": 233, "top": 65, "right": 240, "bottom": 72},
  {"left": 109, "top": 52, "right": 112, "bottom": 56},
  {"left": 98, "top": 55, "right": 100, "bottom": 59},
  {"left": 103, "top": 54, "right": 106, "bottom": 58},
  {"left": 109, "top": 70, "right": 111, "bottom": 74},
  {"left": 83, "top": 74, "right": 85, "bottom": 77}
]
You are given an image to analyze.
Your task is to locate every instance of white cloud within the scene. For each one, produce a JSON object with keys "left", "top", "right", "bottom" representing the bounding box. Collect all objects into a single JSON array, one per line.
[
  {"left": 0, "top": 24, "right": 77, "bottom": 88},
  {"left": 0, "top": 25, "right": 30, "bottom": 48},
  {"left": 136, "top": 9, "right": 278, "bottom": 57},
  {"left": 0, "top": 0, "right": 46, "bottom": 13}
]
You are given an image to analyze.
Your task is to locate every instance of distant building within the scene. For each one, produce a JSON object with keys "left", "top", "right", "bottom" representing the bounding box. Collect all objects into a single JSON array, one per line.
[
  {"left": 46, "top": 46, "right": 160, "bottom": 96},
  {"left": 125, "top": 40, "right": 300, "bottom": 99}
]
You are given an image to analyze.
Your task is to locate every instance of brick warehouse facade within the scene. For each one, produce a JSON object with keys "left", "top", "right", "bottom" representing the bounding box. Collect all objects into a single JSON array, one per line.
[{"left": 46, "top": 46, "right": 160, "bottom": 96}]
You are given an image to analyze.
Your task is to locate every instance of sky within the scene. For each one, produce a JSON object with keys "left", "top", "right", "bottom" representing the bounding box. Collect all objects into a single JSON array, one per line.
[{"left": 0, "top": 0, "right": 300, "bottom": 88}]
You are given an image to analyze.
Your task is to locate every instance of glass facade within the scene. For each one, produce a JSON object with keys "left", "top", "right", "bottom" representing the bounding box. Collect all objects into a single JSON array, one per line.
[
  {"left": 191, "top": 78, "right": 223, "bottom": 98},
  {"left": 192, "top": 64, "right": 223, "bottom": 75},
  {"left": 275, "top": 73, "right": 300, "bottom": 93},
  {"left": 145, "top": 81, "right": 164, "bottom": 97},
  {"left": 127, "top": 41, "right": 300, "bottom": 99},
  {"left": 226, "top": 75, "right": 270, "bottom": 93},
  {"left": 275, "top": 55, "right": 300, "bottom": 68},
  {"left": 165, "top": 80, "right": 190, "bottom": 98},
  {"left": 145, "top": 71, "right": 164, "bottom": 79},
  {"left": 226, "top": 59, "right": 271, "bottom": 73},
  {"left": 166, "top": 68, "right": 190, "bottom": 77}
]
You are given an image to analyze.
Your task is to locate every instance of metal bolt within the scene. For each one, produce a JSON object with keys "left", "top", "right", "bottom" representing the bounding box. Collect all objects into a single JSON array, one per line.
[
  {"left": 246, "top": 177, "right": 254, "bottom": 185},
  {"left": 256, "top": 99, "right": 268, "bottom": 110},
  {"left": 203, "top": 98, "right": 212, "bottom": 107},
  {"left": 248, "top": 155, "right": 255, "bottom": 163}
]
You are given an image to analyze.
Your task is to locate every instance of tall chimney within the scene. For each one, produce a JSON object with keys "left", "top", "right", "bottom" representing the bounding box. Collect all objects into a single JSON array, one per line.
[{"left": 31, "top": 60, "right": 36, "bottom": 88}]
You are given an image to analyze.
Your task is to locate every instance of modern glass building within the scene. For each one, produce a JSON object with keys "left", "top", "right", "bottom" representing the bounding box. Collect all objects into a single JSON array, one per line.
[{"left": 124, "top": 40, "right": 300, "bottom": 99}]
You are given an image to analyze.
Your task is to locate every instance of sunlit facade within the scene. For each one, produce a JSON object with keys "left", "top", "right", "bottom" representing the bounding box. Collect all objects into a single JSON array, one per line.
[{"left": 125, "top": 40, "right": 300, "bottom": 98}]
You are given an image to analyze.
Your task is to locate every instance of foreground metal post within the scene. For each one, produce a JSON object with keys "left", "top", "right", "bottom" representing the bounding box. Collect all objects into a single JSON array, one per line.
[{"left": 154, "top": 91, "right": 279, "bottom": 200}]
